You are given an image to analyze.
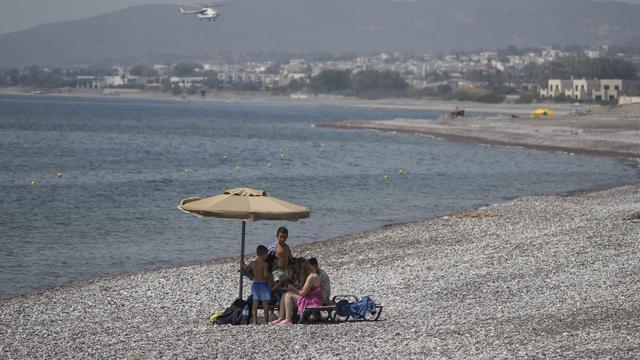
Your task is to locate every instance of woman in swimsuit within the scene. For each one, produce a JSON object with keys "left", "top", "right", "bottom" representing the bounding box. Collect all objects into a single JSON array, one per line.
[{"left": 270, "top": 258, "right": 322, "bottom": 325}]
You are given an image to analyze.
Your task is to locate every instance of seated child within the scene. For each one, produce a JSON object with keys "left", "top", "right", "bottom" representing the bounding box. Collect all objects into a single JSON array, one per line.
[{"left": 241, "top": 245, "right": 271, "bottom": 325}]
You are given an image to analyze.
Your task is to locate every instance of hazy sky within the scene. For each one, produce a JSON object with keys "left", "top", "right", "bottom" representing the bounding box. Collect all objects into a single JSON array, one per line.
[{"left": 1, "top": 0, "right": 640, "bottom": 35}]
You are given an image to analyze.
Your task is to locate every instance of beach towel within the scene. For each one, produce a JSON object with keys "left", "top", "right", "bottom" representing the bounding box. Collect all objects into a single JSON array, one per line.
[
  {"left": 267, "top": 242, "right": 294, "bottom": 263},
  {"left": 267, "top": 242, "right": 278, "bottom": 256},
  {"left": 335, "top": 296, "right": 377, "bottom": 319},
  {"left": 297, "top": 285, "right": 323, "bottom": 316}
]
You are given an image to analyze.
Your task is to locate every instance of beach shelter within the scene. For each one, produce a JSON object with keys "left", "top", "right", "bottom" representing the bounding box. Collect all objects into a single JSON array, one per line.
[{"left": 178, "top": 187, "right": 310, "bottom": 299}]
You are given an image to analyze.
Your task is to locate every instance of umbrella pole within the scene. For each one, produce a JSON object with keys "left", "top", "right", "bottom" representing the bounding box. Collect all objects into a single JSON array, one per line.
[{"left": 239, "top": 221, "right": 246, "bottom": 299}]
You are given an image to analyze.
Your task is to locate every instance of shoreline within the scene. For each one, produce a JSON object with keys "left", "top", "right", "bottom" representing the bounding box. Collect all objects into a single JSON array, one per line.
[
  {"left": 0, "top": 87, "right": 587, "bottom": 115},
  {"left": 2, "top": 183, "right": 639, "bottom": 358},
  {"left": 321, "top": 104, "right": 640, "bottom": 159},
  {"left": 322, "top": 122, "right": 640, "bottom": 159},
  {"left": 1, "top": 180, "right": 633, "bottom": 302}
]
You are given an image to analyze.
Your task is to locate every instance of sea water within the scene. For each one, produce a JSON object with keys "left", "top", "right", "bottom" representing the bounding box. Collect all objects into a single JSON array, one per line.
[{"left": 1, "top": 95, "right": 638, "bottom": 298}]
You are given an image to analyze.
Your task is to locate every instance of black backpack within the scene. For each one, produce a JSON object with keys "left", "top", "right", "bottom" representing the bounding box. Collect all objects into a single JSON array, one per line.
[{"left": 214, "top": 299, "right": 247, "bottom": 325}]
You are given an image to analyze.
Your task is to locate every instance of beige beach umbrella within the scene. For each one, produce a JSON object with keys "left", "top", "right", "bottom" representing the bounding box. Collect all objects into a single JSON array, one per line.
[{"left": 178, "top": 187, "right": 310, "bottom": 299}]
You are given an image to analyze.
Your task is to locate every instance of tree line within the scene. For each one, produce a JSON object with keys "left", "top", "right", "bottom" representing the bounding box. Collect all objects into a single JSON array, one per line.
[
  {"left": 309, "top": 69, "right": 409, "bottom": 98},
  {"left": 2, "top": 57, "right": 638, "bottom": 103}
]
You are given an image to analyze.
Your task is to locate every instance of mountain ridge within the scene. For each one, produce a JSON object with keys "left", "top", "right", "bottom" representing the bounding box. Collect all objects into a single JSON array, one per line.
[{"left": 1, "top": 0, "right": 640, "bottom": 67}]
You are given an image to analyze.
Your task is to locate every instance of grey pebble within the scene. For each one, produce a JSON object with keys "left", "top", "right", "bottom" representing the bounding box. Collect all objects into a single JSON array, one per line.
[{"left": 1, "top": 185, "right": 640, "bottom": 359}]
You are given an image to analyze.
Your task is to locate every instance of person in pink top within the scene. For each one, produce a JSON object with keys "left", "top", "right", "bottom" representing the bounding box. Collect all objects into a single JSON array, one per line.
[{"left": 270, "top": 259, "right": 322, "bottom": 325}]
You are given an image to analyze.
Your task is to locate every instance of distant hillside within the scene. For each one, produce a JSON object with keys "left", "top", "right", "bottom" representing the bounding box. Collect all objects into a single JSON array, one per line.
[{"left": 2, "top": 0, "right": 640, "bottom": 67}]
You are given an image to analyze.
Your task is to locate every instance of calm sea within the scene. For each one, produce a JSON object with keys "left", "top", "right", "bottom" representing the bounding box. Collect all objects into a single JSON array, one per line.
[{"left": 0, "top": 94, "right": 638, "bottom": 298}]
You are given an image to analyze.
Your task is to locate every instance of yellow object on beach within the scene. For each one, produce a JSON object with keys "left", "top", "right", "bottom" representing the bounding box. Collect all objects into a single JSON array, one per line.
[
  {"left": 267, "top": 160, "right": 272, "bottom": 167},
  {"left": 56, "top": 171, "right": 63, "bottom": 178},
  {"left": 384, "top": 175, "right": 390, "bottom": 181},
  {"left": 184, "top": 168, "right": 191, "bottom": 173},
  {"left": 223, "top": 154, "right": 228, "bottom": 161},
  {"left": 532, "top": 108, "right": 556, "bottom": 118},
  {"left": 31, "top": 180, "right": 36, "bottom": 187},
  {"left": 208, "top": 309, "right": 225, "bottom": 324},
  {"left": 234, "top": 165, "right": 240, "bottom": 171},
  {"left": 398, "top": 169, "right": 405, "bottom": 176}
]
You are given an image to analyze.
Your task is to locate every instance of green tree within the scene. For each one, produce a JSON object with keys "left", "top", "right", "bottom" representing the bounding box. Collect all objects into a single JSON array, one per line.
[
  {"left": 186, "top": 85, "right": 199, "bottom": 95},
  {"left": 351, "top": 70, "right": 408, "bottom": 98},
  {"left": 129, "top": 65, "right": 159, "bottom": 77},
  {"left": 170, "top": 84, "right": 183, "bottom": 96},
  {"left": 287, "top": 78, "right": 306, "bottom": 92},
  {"left": 16, "top": 66, "right": 71, "bottom": 88},
  {"left": 444, "top": 87, "right": 506, "bottom": 103},
  {"left": 464, "top": 70, "right": 487, "bottom": 83},
  {"left": 161, "top": 78, "right": 172, "bottom": 91},
  {"left": 437, "top": 84, "right": 452, "bottom": 95},
  {"left": 309, "top": 69, "right": 351, "bottom": 94},
  {"left": 20, "top": 65, "right": 42, "bottom": 86},
  {"left": 202, "top": 70, "right": 221, "bottom": 89},
  {"left": 6, "top": 68, "right": 20, "bottom": 85}
]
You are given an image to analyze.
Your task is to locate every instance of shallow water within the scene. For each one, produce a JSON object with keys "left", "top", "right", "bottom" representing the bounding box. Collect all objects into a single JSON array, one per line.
[{"left": 0, "top": 95, "right": 638, "bottom": 298}]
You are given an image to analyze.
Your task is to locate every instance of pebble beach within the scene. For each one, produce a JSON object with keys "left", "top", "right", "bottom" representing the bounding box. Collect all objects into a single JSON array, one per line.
[
  {"left": 1, "top": 184, "right": 639, "bottom": 358},
  {"left": 2, "top": 99, "right": 640, "bottom": 359}
]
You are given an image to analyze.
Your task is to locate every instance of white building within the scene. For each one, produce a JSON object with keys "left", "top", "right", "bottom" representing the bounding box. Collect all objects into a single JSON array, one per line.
[
  {"left": 170, "top": 76, "right": 205, "bottom": 88},
  {"left": 584, "top": 48, "right": 602, "bottom": 59},
  {"left": 593, "top": 79, "right": 640, "bottom": 101},
  {"left": 76, "top": 76, "right": 98, "bottom": 89},
  {"left": 102, "top": 75, "right": 126, "bottom": 87},
  {"left": 568, "top": 79, "right": 599, "bottom": 101},
  {"left": 541, "top": 78, "right": 640, "bottom": 101}
]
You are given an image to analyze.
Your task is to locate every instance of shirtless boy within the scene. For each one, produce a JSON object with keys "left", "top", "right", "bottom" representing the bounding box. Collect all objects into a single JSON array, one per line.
[
  {"left": 271, "top": 227, "right": 292, "bottom": 285},
  {"left": 241, "top": 245, "right": 271, "bottom": 325}
]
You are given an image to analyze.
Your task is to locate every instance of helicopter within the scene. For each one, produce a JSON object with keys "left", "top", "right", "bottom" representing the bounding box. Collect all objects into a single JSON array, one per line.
[{"left": 179, "top": 4, "right": 226, "bottom": 21}]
